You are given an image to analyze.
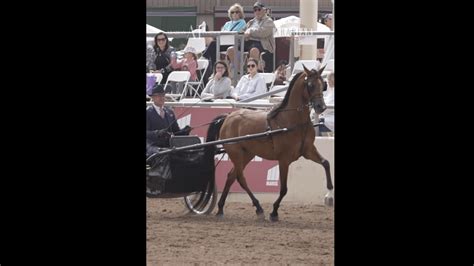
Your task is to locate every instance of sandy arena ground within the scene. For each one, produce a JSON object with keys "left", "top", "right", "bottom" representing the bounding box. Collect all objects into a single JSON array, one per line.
[{"left": 147, "top": 197, "right": 334, "bottom": 265}]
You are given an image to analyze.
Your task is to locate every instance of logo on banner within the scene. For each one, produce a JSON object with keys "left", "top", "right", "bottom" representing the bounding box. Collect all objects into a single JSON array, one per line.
[{"left": 266, "top": 165, "right": 279, "bottom": 186}]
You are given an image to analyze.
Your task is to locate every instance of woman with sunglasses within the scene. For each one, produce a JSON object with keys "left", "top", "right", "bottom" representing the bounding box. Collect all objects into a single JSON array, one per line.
[
  {"left": 151, "top": 32, "right": 176, "bottom": 84},
  {"left": 202, "top": 4, "right": 246, "bottom": 65},
  {"left": 230, "top": 58, "right": 267, "bottom": 101}
]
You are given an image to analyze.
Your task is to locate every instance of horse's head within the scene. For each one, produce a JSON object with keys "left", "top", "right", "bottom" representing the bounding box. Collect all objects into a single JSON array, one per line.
[{"left": 302, "top": 64, "right": 327, "bottom": 113}]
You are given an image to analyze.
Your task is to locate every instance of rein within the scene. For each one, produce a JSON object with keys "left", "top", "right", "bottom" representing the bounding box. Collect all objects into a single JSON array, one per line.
[{"left": 275, "top": 102, "right": 312, "bottom": 113}]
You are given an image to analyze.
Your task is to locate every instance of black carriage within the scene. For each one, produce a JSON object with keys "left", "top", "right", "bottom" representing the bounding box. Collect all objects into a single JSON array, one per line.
[{"left": 146, "top": 135, "right": 218, "bottom": 215}]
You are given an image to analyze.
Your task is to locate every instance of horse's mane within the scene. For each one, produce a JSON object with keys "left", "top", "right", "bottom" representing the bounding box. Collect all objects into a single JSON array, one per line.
[{"left": 267, "top": 71, "right": 304, "bottom": 119}]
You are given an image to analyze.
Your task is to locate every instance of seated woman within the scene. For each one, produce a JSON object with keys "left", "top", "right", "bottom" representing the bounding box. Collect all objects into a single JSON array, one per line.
[
  {"left": 150, "top": 32, "right": 176, "bottom": 84},
  {"left": 230, "top": 58, "right": 267, "bottom": 101},
  {"left": 169, "top": 46, "right": 198, "bottom": 94},
  {"left": 200, "top": 61, "right": 232, "bottom": 99},
  {"left": 201, "top": 4, "right": 246, "bottom": 65}
]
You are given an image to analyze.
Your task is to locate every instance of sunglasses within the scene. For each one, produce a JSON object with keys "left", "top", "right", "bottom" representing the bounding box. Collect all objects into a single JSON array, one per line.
[
  {"left": 253, "top": 8, "right": 262, "bottom": 12},
  {"left": 157, "top": 38, "right": 166, "bottom": 41},
  {"left": 230, "top": 11, "right": 240, "bottom": 14},
  {"left": 247, "top": 64, "right": 256, "bottom": 68}
]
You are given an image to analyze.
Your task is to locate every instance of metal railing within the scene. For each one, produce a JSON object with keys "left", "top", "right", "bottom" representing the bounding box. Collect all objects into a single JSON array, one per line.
[{"left": 288, "top": 31, "right": 334, "bottom": 68}]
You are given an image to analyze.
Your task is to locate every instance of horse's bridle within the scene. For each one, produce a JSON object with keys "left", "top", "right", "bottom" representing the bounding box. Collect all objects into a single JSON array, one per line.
[{"left": 303, "top": 70, "right": 325, "bottom": 100}]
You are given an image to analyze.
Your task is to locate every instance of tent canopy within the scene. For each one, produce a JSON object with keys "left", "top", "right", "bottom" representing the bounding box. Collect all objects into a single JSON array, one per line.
[
  {"left": 273, "top": 15, "right": 331, "bottom": 38},
  {"left": 146, "top": 24, "right": 173, "bottom": 44}
]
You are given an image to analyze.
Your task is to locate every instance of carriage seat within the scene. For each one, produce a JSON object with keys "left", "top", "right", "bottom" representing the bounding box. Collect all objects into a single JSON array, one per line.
[{"left": 169, "top": 135, "right": 201, "bottom": 147}]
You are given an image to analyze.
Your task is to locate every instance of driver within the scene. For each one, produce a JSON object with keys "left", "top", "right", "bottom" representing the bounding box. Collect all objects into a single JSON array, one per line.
[{"left": 146, "top": 84, "right": 191, "bottom": 156}]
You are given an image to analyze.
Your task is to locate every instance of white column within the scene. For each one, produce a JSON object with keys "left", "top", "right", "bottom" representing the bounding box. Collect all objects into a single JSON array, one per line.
[{"left": 299, "top": 0, "right": 317, "bottom": 60}]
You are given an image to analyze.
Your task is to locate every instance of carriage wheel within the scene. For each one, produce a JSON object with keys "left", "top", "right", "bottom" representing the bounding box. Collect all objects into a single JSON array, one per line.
[{"left": 183, "top": 181, "right": 217, "bottom": 215}]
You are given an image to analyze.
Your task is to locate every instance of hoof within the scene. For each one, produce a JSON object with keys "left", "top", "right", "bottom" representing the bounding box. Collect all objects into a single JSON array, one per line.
[
  {"left": 324, "top": 190, "right": 334, "bottom": 207},
  {"left": 324, "top": 196, "right": 334, "bottom": 207},
  {"left": 269, "top": 214, "right": 279, "bottom": 222}
]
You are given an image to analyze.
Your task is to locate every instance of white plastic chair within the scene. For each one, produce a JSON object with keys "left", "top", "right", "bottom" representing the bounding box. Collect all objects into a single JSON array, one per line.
[
  {"left": 187, "top": 59, "right": 209, "bottom": 98},
  {"left": 259, "top": 72, "right": 276, "bottom": 91},
  {"left": 164, "top": 71, "right": 191, "bottom": 102},
  {"left": 270, "top": 85, "right": 288, "bottom": 98},
  {"left": 291, "top": 60, "right": 321, "bottom": 76},
  {"left": 321, "top": 59, "right": 334, "bottom": 78},
  {"left": 184, "top": 37, "right": 206, "bottom": 54},
  {"left": 286, "top": 60, "right": 322, "bottom": 85}
]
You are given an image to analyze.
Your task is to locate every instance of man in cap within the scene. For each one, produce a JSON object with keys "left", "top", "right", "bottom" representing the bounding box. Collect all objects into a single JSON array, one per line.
[
  {"left": 323, "top": 13, "right": 333, "bottom": 30},
  {"left": 146, "top": 84, "right": 191, "bottom": 154}
]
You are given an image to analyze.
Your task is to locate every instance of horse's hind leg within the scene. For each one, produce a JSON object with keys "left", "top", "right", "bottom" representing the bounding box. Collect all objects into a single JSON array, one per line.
[
  {"left": 233, "top": 154, "right": 264, "bottom": 216},
  {"left": 269, "top": 162, "right": 289, "bottom": 222},
  {"left": 304, "top": 146, "right": 334, "bottom": 206},
  {"left": 216, "top": 168, "right": 237, "bottom": 216},
  {"left": 235, "top": 172, "right": 264, "bottom": 216}
]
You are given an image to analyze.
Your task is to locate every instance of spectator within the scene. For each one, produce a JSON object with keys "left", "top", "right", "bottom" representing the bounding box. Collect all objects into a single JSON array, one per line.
[
  {"left": 146, "top": 42, "right": 155, "bottom": 73},
  {"left": 230, "top": 58, "right": 267, "bottom": 101},
  {"left": 201, "top": 61, "right": 232, "bottom": 99},
  {"left": 318, "top": 71, "right": 334, "bottom": 135},
  {"left": 170, "top": 46, "right": 198, "bottom": 82},
  {"left": 151, "top": 32, "right": 176, "bottom": 84},
  {"left": 170, "top": 46, "right": 198, "bottom": 94},
  {"left": 322, "top": 13, "right": 333, "bottom": 30},
  {"left": 273, "top": 60, "right": 289, "bottom": 85},
  {"left": 202, "top": 4, "right": 246, "bottom": 65}
]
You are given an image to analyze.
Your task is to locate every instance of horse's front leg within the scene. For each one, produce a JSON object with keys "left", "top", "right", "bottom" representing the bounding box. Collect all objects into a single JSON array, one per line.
[
  {"left": 269, "top": 162, "right": 289, "bottom": 222},
  {"left": 304, "top": 145, "right": 334, "bottom": 206}
]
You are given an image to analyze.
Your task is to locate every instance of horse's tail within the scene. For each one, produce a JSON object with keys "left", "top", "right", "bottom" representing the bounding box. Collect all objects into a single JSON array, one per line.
[
  {"left": 206, "top": 114, "right": 227, "bottom": 142},
  {"left": 203, "top": 114, "right": 228, "bottom": 182}
]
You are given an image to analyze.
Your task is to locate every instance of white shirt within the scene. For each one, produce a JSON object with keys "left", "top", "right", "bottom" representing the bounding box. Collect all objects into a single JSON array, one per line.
[
  {"left": 152, "top": 103, "right": 165, "bottom": 117},
  {"left": 232, "top": 73, "right": 267, "bottom": 101}
]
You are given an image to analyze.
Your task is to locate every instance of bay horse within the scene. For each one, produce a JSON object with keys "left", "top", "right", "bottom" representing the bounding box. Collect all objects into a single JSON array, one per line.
[{"left": 206, "top": 65, "right": 334, "bottom": 221}]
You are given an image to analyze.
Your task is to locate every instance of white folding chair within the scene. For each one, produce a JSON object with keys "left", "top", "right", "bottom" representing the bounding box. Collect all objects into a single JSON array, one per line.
[
  {"left": 259, "top": 72, "right": 276, "bottom": 91},
  {"left": 164, "top": 71, "right": 191, "bottom": 102},
  {"left": 291, "top": 60, "right": 321, "bottom": 76},
  {"left": 187, "top": 59, "right": 209, "bottom": 98},
  {"left": 270, "top": 85, "right": 288, "bottom": 98},
  {"left": 287, "top": 60, "right": 322, "bottom": 84},
  {"left": 184, "top": 37, "right": 206, "bottom": 54}
]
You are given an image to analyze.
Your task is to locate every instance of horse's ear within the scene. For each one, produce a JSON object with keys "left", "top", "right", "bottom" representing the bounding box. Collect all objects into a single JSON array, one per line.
[
  {"left": 302, "top": 64, "right": 310, "bottom": 74},
  {"left": 318, "top": 65, "right": 326, "bottom": 76}
]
